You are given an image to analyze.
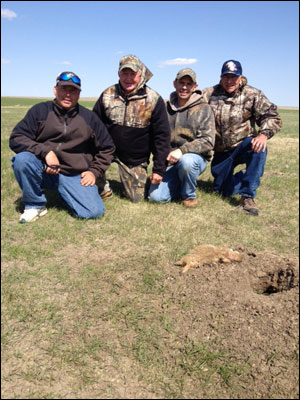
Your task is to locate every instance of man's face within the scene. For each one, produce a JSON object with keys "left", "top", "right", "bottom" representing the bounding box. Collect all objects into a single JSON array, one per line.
[
  {"left": 173, "top": 76, "right": 197, "bottom": 103},
  {"left": 53, "top": 85, "right": 80, "bottom": 109},
  {"left": 118, "top": 68, "right": 141, "bottom": 94},
  {"left": 221, "top": 74, "right": 242, "bottom": 94}
]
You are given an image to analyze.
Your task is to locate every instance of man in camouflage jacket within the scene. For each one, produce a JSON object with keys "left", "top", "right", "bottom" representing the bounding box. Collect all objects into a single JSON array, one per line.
[
  {"left": 93, "top": 55, "right": 170, "bottom": 203},
  {"left": 202, "top": 60, "right": 282, "bottom": 215},
  {"left": 148, "top": 68, "right": 216, "bottom": 207}
]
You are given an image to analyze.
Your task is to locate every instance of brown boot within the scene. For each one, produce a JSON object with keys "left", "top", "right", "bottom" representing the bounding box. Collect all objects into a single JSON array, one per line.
[
  {"left": 241, "top": 197, "right": 259, "bottom": 216},
  {"left": 183, "top": 198, "right": 198, "bottom": 208}
]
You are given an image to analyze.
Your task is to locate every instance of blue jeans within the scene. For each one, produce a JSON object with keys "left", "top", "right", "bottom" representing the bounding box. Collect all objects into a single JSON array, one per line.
[
  {"left": 11, "top": 152, "right": 105, "bottom": 219},
  {"left": 211, "top": 137, "right": 267, "bottom": 198},
  {"left": 148, "top": 153, "right": 207, "bottom": 203}
]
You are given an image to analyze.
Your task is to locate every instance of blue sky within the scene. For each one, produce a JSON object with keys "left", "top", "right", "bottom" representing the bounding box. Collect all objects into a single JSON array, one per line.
[{"left": 1, "top": 1, "right": 299, "bottom": 106}]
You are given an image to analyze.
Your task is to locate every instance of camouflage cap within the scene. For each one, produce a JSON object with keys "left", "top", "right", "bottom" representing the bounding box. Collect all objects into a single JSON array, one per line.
[
  {"left": 175, "top": 68, "right": 197, "bottom": 84},
  {"left": 119, "top": 55, "right": 141, "bottom": 73}
]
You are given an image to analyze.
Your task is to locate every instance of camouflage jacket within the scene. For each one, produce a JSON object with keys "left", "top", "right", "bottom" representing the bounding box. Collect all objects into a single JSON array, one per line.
[
  {"left": 167, "top": 90, "right": 216, "bottom": 161},
  {"left": 93, "top": 68, "right": 170, "bottom": 177},
  {"left": 202, "top": 77, "right": 282, "bottom": 152}
]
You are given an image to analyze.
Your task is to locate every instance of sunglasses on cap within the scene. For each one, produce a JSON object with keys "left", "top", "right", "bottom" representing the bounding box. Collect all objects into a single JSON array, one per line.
[{"left": 56, "top": 72, "right": 81, "bottom": 85}]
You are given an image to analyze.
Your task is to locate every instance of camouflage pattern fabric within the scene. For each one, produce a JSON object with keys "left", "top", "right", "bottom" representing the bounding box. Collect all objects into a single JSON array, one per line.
[
  {"left": 94, "top": 54, "right": 170, "bottom": 198},
  {"left": 167, "top": 90, "right": 216, "bottom": 161},
  {"left": 116, "top": 158, "right": 148, "bottom": 203},
  {"left": 101, "top": 84, "right": 160, "bottom": 128},
  {"left": 119, "top": 55, "right": 141, "bottom": 72},
  {"left": 202, "top": 77, "right": 282, "bottom": 152},
  {"left": 118, "top": 54, "right": 153, "bottom": 95}
]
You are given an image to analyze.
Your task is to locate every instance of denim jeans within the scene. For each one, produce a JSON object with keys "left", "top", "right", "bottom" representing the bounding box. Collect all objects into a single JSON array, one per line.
[
  {"left": 11, "top": 152, "right": 105, "bottom": 219},
  {"left": 211, "top": 137, "right": 267, "bottom": 198},
  {"left": 148, "top": 153, "right": 207, "bottom": 203}
]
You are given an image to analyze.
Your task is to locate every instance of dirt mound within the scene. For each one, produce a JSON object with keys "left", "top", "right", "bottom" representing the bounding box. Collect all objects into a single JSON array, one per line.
[{"left": 163, "top": 248, "right": 299, "bottom": 398}]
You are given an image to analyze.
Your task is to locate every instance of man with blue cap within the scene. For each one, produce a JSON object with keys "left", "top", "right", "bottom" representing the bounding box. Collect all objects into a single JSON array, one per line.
[
  {"left": 10, "top": 71, "right": 115, "bottom": 222},
  {"left": 202, "top": 60, "right": 282, "bottom": 216}
]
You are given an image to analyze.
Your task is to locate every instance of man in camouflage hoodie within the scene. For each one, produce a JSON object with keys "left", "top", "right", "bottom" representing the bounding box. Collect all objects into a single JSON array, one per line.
[
  {"left": 148, "top": 68, "right": 216, "bottom": 207},
  {"left": 93, "top": 55, "right": 170, "bottom": 203},
  {"left": 202, "top": 60, "right": 282, "bottom": 215}
]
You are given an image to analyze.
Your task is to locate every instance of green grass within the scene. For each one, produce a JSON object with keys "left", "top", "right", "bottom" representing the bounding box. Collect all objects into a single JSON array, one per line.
[
  {"left": 1, "top": 97, "right": 299, "bottom": 399},
  {"left": 1, "top": 96, "right": 97, "bottom": 109}
]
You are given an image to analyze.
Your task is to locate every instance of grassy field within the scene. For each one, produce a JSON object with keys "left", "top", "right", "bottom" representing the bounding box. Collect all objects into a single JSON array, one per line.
[{"left": 1, "top": 97, "right": 299, "bottom": 399}]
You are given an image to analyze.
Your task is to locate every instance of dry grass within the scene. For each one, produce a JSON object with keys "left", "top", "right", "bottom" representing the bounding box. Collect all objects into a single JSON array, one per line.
[{"left": 1, "top": 99, "right": 299, "bottom": 399}]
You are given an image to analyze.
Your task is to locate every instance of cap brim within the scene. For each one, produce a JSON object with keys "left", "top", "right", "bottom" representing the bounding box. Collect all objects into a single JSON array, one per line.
[
  {"left": 119, "top": 64, "right": 139, "bottom": 72},
  {"left": 176, "top": 73, "right": 197, "bottom": 83},
  {"left": 56, "top": 81, "right": 81, "bottom": 91},
  {"left": 221, "top": 71, "right": 241, "bottom": 77}
]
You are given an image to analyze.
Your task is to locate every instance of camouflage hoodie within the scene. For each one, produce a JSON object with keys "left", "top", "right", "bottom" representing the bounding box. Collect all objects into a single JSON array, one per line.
[
  {"left": 167, "top": 90, "right": 216, "bottom": 161},
  {"left": 202, "top": 77, "right": 282, "bottom": 152},
  {"left": 93, "top": 57, "right": 170, "bottom": 177}
]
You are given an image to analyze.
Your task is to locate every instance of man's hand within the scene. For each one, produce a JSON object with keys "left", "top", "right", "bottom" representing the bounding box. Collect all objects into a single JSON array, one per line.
[
  {"left": 150, "top": 173, "right": 162, "bottom": 185},
  {"left": 167, "top": 149, "right": 183, "bottom": 164},
  {"left": 45, "top": 151, "right": 60, "bottom": 174},
  {"left": 80, "top": 171, "right": 96, "bottom": 186},
  {"left": 251, "top": 134, "right": 267, "bottom": 153}
]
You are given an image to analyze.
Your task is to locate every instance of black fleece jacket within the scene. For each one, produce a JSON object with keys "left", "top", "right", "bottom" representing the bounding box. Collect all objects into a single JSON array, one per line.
[
  {"left": 93, "top": 84, "right": 170, "bottom": 177},
  {"left": 9, "top": 101, "right": 115, "bottom": 178}
]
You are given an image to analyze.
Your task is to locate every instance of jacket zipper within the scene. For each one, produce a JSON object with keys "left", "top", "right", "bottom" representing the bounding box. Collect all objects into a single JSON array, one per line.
[
  {"left": 123, "top": 98, "right": 128, "bottom": 125},
  {"left": 56, "top": 114, "right": 68, "bottom": 152},
  {"left": 122, "top": 98, "right": 128, "bottom": 138},
  {"left": 63, "top": 114, "right": 68, "bottom": 135}
]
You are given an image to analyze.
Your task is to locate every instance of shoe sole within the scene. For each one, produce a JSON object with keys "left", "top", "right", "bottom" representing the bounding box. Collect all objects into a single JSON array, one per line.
[
  {"left": 101, "top": 190, "right": 113, "bottom": 199},
  {"left": 182, "top": 200, "right": 198, "bottom": 208},
  {"left": 242, "top": 208, "right": 259, "bottom": 216},
  {"left": 19, "top": 208, "right": 48, "bottom": 223}
]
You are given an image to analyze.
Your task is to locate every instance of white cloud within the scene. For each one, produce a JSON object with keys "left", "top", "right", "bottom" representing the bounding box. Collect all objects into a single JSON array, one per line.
[
  {"left": 158, "top": 58, "right": 198, "bottom": 68},
  {"left": 54, "top": 61, "right": 71, "bottom": 65},
  {"left": 115, "top": 51, "right": 124, "bottom": 55},
  {"left": 1, "top": 8, "right": 17, "bottom": 20},
  {"left": 1, "top": 58, "right": 10, "bottom": 64}
]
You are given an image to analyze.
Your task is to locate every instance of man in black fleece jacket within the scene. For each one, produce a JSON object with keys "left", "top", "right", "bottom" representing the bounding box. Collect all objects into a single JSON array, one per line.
[
  {"left": 93, "top": 55, "right": 170, "bottom": 203},
  {"left": 9, "top": 71, "right": 115, "bottom": 223}
]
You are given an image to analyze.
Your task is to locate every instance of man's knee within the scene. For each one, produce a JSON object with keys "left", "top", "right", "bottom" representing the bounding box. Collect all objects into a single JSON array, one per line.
[
  {"left": 12, "top": 152, "right": 38, "bottom": 171},
  {"left": 122, "top": 183, "right": 146, "bottom": 203},
  {"left": 178, "top": 155, "right": 194, "bottom": 172},
  {"left": 89, "top": 204, "right": 105, "bottom": 219},
  {"left": 179, "top": 154, "right": 207, "bottom": 175},
  {"left": 148, "top": 189, "right": 170, "bottom": 203},
  {"left": 76, "top": 202, "right": 105, "bottom": 219},
  {"left": 125, "top": 192, "right": 144, "bottom": 203}
]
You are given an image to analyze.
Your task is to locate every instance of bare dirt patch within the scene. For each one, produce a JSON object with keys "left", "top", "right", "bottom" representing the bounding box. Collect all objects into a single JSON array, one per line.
[
  {"left": 2, "top": 247, "right": 298, "bottom": 399},
  {"left": 163, "top": 248, "right": 299, "bottom": 398}
]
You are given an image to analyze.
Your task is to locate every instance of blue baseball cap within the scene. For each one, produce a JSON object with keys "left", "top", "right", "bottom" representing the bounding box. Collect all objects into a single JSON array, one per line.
[{"left": 221, "top": 60, "right": 242, "bottom": 77}]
